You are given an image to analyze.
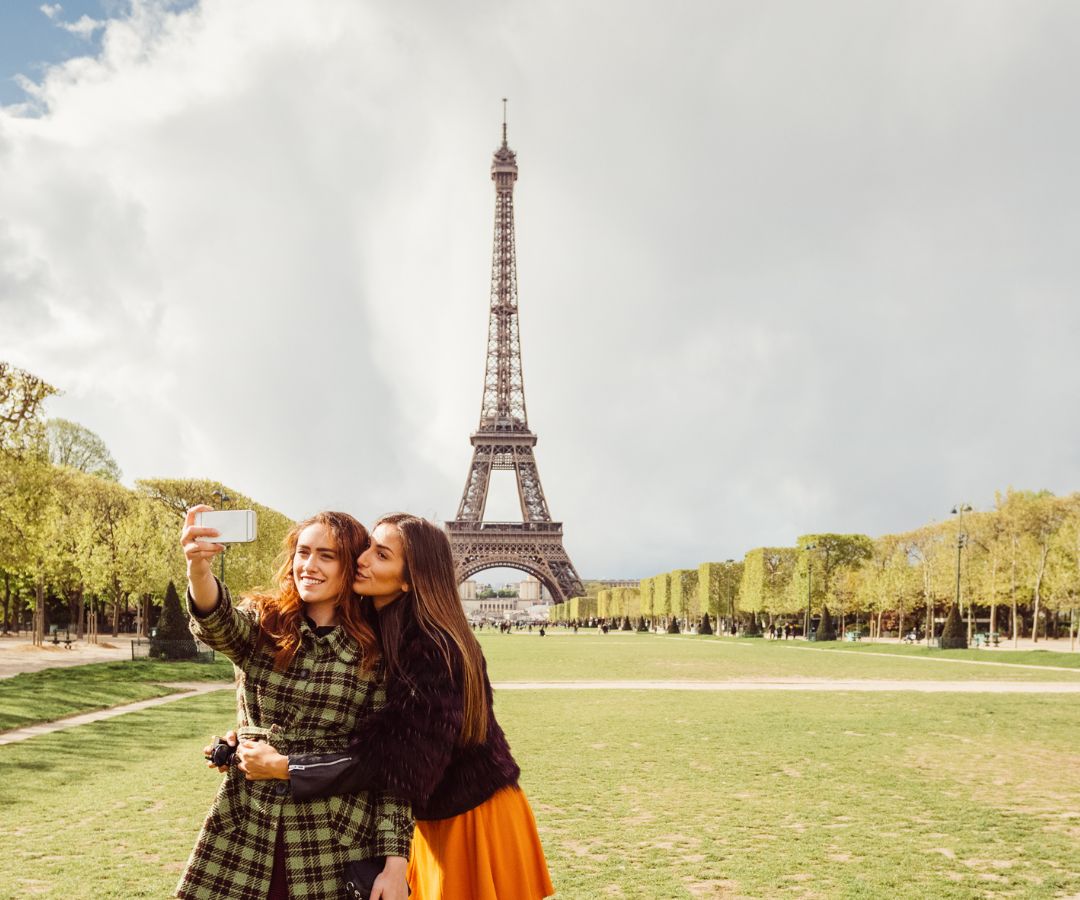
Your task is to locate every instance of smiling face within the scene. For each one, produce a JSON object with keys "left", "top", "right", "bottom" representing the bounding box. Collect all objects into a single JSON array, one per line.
[
  {"left": 292, "top": 522, "right": 346, "bottom": 606},
  {"left": 354, "top": 522, "right": 408, "bottom": 607}
]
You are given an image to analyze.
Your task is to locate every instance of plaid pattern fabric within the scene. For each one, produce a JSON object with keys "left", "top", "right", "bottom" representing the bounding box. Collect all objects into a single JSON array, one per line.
[{"left": 177, "top": 583, "right": 413, "bottom": 900}]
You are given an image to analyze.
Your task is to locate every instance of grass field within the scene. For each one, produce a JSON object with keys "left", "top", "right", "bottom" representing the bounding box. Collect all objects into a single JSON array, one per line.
[
  {"left": 2, "top": 634, "right": 1079, "bottom": 898},
  {"left": 0, "top": 658, "right": 234, "bottom": 731},
  {"left": 480, "top": 631, "right": 1080, "bottom": 683}
]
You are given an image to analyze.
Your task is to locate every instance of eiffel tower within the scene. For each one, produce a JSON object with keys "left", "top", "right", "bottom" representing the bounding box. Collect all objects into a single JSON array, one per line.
[{"left": 445, "top": 108, "right": 584, "bottom": 604}]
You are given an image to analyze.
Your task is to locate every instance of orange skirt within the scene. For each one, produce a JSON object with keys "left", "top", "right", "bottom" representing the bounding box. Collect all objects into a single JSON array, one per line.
[{"left": 407, "top": 786, "right": 555, "bottom": 899}]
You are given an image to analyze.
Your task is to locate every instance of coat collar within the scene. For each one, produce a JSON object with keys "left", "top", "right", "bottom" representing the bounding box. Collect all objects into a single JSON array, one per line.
[{"left": 299, "top": 615, "right": 361, "bottom": 665}]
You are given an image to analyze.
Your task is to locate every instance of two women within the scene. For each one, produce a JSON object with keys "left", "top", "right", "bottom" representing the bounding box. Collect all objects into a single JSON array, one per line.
[
  {"left": 233, "top": 513, "right": 554, "bottom": 899},
  {"left": 178, "top": 507, "right": 412, "bottom": 900}
]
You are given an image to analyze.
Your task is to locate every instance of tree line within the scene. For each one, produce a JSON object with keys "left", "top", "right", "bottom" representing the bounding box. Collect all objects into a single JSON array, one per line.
[
  {"left": 0, "top": 363, "right": 293, "bottom": 644},
  {"left": 552, "top": 493, "right": 1080, "bottom": 647}
]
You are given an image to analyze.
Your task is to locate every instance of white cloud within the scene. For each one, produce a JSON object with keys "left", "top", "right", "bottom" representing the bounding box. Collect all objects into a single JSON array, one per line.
[
  {"left": 59, "top": 14, "right": 105, "bottom": 39},
  {"left": 2, "top": 0, "right": 1079, "bottom": 581},
  {"left": 40, "top": 4, "right": 63, "bottom": 20}
]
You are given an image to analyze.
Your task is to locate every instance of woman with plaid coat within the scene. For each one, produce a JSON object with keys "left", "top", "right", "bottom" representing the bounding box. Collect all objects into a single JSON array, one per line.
[{"left": 177, "top": 507, "right": 413, "bottom": 900}]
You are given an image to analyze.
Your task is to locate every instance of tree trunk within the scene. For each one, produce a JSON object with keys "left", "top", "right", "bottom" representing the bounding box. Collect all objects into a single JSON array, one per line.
[
  {"left": 33, "top": 579, "right": 46, "bottom": 646},
  {"left": 2, "top": 570, "right": 10, "bottom": 634},
  {"left": 87, "top": 597, "right": 98, "bottom": 645},
  {"left": 897, "top": 599, "right": 904, "bottom": 642},
  {"left": 76, "top": 591, "right": 86, "bottom": 639},
  {"left": 1071, "top": 608, "right": 1077, "bottom": 653},
  {"left": 1010, "top": 548, "right": 1019, "bottom": 647},
  {"left": 111, "top": 590, "right": 121, "bottom": 637},
  {"left": 1032, "top": 544, "right": 1049, "bottom": 645}
]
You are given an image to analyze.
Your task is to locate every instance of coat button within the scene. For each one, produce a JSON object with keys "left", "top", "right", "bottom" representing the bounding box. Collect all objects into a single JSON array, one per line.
[
  {"left": 275, "top": 782, "right": 289, "bottom": 797},
  {"left": 299, "top": 668, "right": 310, "bottom": 679}
]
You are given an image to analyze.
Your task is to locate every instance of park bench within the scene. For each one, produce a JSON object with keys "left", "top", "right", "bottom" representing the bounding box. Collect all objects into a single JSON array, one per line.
[
  {"left": 843, "top": 631, "right": 861, "bottom": 642},
  {"left": 49, "top": 630, "right": 75, "bottom": 649},
  {"left": 973, "top": 632, "right": 1002, "bottom": 648}
]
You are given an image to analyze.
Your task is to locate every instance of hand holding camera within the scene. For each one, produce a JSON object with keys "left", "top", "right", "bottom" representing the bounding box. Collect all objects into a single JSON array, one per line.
[{"left": 203, "top": 733, "right": 238, "bottom": 770}]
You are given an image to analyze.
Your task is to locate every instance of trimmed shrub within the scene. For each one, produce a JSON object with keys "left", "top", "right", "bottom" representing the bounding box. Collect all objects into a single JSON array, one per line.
[
  {"left": 621, "top": 615, "right": 633, "bottom": 631},
  {"left": 152, "top": 581, "right": 199, "bottom": 660},
  {"left": 666, "top": 616, "right": 680, "bottom": 634},
  {"left": 744, "top": 614, "right": 761, "bottom": 636},
  {"left": 636, "top": 616, "right": 649, "bottom": 633},
  {"left": 815, "top": 604, "right": 837, "bottom": 641},
  {"left": 940, "top": 602, "right": 968, "bottom": 649},
  {"left": 699, "top": 612, "right": 713, "bottom": 635}
]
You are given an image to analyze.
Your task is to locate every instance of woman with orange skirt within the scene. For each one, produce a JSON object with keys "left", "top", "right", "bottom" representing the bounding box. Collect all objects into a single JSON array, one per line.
[{"left": 234, "top": 513, "right": 554, "bottom": 899}]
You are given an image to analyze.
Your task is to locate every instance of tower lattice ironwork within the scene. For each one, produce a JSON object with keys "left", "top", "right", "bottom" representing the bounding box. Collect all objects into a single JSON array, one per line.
[{"left": 446, "top": 111, "right": 584, "bottom": 604}]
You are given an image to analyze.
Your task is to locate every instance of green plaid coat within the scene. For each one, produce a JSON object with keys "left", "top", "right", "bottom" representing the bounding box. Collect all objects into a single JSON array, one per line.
[{"left": 176, "top": 584, "right": 413, "bottom": 900}]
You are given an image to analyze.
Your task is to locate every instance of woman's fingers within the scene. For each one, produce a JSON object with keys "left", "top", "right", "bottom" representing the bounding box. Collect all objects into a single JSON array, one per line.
[{"left": 181, "top": 506, "right": 221, "bottom": 560}]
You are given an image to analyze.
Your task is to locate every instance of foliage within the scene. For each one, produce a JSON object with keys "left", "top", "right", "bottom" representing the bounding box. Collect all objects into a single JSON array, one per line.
[
  {"left": 669, "top": 568, "right": 699, "bottom": 620},
  {"left": 740, "top": 547, "right": 797, "bottom": 614},
  {"left": 0, "top": 362, "right": 58, "bottom": 455},
  {"left": 939, "top": 602, "right": 967, "bottom": 649},
  {"left": 697, "top": 560, "right": 741, "bottom": 622},
  {"left": 152, "top": 581, "right": 199, "bottom": 659},
  {"left": 46, "top": 418, "right": 122, "bottom": 480}
]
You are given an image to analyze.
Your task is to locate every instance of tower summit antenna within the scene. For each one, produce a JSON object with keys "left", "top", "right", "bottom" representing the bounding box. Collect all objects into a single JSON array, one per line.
[{"left": 502, "top": 97, "right": 508, "bottom": 145}]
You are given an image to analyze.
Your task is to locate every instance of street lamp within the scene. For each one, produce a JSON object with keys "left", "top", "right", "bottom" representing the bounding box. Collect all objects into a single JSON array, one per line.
[
  {"left": 804, "top": 543, "right": 818, "bottom": 640},
  {"left": 725, "top": 559, "right": 735, "bottom": 635},
  {"left": 212, "top": 490, "right": 231, "bottom": 586},
  {"left": 951, "top": 503, "right": 972, "bottom": 641}
]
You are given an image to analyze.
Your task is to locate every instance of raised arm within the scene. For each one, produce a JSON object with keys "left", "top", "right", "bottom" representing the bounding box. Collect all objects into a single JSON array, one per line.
[
  {"left": 181, "top": 504, "right": 256, "bottom": 665},
  {"left": 182, "top": 505, "right": 224, "bottom": 613}
]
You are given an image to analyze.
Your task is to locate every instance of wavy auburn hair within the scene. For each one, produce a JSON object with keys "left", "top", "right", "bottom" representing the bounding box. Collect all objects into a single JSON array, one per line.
[
  {"left": 371, "top": 513, "right": 489, "bottom": 747},
  {"left": 245, "top": 511, "right": 377, "bottom": 672}
]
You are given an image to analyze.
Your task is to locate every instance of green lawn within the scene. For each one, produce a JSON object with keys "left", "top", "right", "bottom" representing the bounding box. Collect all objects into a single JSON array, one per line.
[
  {"left": 0, "top": 658, "right": 234, "bottom": 731},
  {"left": 478, "top": 631, "right": 1080, "bottom": 683},
  {"left": 3, "top": 635, "right": 1080, "bottom": 898},
  {"left": 2, "top": 688, "right": 1078, "bottom": 898}
]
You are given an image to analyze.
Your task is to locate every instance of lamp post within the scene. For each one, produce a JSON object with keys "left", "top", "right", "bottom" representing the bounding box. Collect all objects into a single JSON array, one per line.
[
  {"left": 725, "top": 559, "right": 735, "bottom": 635},
  {"left": 804, "top": 543, "right": 818, "bottom": 640},
  {"left": 212, "top": 490, "right": 231, "bottom": 586},
  {"left": 951, "top": 503, "right": 972, "bottom": 640}
]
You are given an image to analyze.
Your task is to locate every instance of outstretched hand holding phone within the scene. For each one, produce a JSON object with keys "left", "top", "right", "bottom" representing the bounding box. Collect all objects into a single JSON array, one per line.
[{"left": 181, "top": 505, "right": 225, "bottom": 614}]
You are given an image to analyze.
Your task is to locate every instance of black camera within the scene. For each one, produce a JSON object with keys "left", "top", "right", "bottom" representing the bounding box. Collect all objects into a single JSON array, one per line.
[{"left": 207, "top": 735, "right": 237, "bottom": 767}]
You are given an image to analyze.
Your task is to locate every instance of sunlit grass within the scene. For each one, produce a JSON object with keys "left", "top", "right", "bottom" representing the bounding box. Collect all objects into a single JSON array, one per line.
[
  {"left": 2, "top": 688, "right": 1079, "bottom": 898},
  {"left": 477, "top": 630, "right": 1080, "bottom": 683},
  {"left": 0, "top": 658, "right": 234, "bottom": 730}
]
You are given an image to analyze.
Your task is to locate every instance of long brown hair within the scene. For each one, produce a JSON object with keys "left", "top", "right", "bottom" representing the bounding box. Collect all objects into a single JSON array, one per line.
[
  {"left": 371, "top": 513, "right": 488, "bottom": 746},
  {"left": 246, "top": 511, "right": 377, "bottom": 672}
]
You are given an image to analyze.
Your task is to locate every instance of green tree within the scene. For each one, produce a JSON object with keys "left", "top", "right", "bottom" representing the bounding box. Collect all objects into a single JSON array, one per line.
[
  {"left": 697, "top": 561, "right": 742, "bottom": 630},
  {"left": 46, "top": 418, "right": 121, "bottom": 481},
  {"left": 0, "top": 363, "right": 58, "bottom": 455},
  {"left": 136, "top": 478, "right": 292, "bottom": 596},
  {"left": 670, "top": 569, "right": 699, "bottom": 625},
  {"left": 740, "top": 548, "right": 797, "bottom": 617}
]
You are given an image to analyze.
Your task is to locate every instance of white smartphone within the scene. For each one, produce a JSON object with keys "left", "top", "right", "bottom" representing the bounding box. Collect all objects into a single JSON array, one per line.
[{"left": 195, "top": 509, "right": 258, "bottom": 544}]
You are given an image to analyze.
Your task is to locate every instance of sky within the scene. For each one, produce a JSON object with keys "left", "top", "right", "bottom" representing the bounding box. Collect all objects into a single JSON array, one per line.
[{"left": 2, "top": 1, "right": 1079, "bottom": 583}]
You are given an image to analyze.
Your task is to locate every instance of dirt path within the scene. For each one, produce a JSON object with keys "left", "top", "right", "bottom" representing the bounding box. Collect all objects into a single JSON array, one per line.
[{"left": 0, "top": 636, "right": 134, "bottom": 678}]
